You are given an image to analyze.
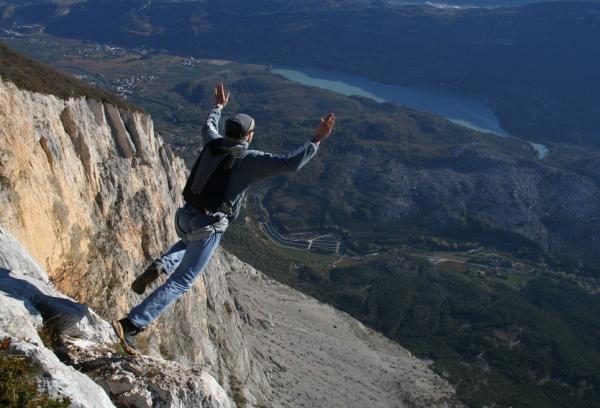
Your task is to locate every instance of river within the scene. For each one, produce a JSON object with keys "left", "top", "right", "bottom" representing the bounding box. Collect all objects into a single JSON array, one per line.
[{"left": 271, "top": 66, "right": 549, "bottom": 159}]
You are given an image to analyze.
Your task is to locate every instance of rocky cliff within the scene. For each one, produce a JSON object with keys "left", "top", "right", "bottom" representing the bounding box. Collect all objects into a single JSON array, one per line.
[
  {"left": 0, "top": 75, "right": 270, "bottom": 406},
  {"left": 0, "top": 57, "right": 459, "bottom": 407},
  {"left": 0, "top": 226, "right": 235, "bottom": 408}
]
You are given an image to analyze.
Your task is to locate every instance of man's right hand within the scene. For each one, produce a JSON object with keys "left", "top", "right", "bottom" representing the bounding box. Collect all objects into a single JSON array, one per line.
[
  {"left": 214, "top": 83, "right": 230, "bottom": 108},
  {"left": 313, "top": 113, "right": 336, "bottom": 144}
]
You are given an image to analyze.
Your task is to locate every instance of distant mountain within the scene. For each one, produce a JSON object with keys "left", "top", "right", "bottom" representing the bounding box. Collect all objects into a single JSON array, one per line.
[{"left": 2, "top": 0, "right": 599, "bottom": 148}]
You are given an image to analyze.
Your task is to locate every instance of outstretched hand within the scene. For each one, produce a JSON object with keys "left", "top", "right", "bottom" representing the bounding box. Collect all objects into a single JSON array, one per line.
[
  {"left": 313, "top": 113, "right": 336, "bottom": 144},
  {"left": 214, "top": 83, "right": 230, "bottom": 108}
]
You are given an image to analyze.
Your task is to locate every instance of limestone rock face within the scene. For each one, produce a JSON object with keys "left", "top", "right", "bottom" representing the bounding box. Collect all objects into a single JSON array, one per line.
[
  {"left": 0, "top": 227, "right": 233, "bottom": 408},
  {"left": 0, "top": 226, "right": 117, "bottom": 408},
  {"left": 0, "top": 77, "right": 270, "bottom": 406},
  {"left": 0, "top": 77, "right": 185, "bottom": 314},
  {"left": 65, "top": 338, "right": 235, "bottom": 408}
]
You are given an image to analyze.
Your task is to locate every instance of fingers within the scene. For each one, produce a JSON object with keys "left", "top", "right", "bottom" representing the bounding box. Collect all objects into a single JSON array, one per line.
[
  {"left": 314, "top": 113, "right": 336, "bottom": 142},
  {"left": 321, "top": 113, "right": 335, "bottom": 124},
  {"left": 318, "top": 114, "right": 335, "bottom": 135},
  {"left": 214, "top": 83, "right": 229, "bottom": 105},
  {"left": 325, "top": 113, "right": 336, "bottom": 128}
]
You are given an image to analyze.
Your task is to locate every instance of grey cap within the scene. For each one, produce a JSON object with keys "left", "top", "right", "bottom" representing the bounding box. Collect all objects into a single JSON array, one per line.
[{"left": 225, "top": 113, "right": 255, "bottom": 139}]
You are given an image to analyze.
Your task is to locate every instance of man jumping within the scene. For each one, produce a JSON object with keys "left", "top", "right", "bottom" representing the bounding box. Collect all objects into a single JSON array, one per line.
[{"left": 113, "top": 83, "right": 336, "bottom": 354}]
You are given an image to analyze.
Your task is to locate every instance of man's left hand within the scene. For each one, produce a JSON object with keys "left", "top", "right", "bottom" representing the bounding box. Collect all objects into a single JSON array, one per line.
[{"left": 313, "top": 113, "right": 336, "bottom": 144}]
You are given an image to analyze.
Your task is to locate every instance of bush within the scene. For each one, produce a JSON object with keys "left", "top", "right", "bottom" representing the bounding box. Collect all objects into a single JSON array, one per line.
[{"left": 0, "top": 337, "right": 71, "bottom": 408}]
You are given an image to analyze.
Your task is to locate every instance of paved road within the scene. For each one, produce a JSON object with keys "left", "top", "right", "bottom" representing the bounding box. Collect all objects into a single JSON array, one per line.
[
  {"left": 261, "top": 222, "right": 341, "bottom": 253},
  {"left": 252, "top": 187, "right": 341, "bottom": 253}
]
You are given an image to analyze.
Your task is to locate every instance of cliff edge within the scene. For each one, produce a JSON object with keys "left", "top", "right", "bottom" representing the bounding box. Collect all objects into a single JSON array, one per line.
[
  {"left": 0, "top": 70, "right": 270, "bottom": 406},
  {"left": 0, "top": 45, "right": 459, "bottom": 407}
]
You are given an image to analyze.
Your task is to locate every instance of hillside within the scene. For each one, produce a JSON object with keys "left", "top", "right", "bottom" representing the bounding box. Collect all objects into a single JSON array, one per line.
[{"left": 0, "top": 42, "right": 137, "bottom": 111}]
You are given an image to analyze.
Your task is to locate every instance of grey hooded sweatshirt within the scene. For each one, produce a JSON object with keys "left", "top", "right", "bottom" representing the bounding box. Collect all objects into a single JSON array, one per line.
[{"left": 185, "top": 106, "right": 319, "bottom": 222}]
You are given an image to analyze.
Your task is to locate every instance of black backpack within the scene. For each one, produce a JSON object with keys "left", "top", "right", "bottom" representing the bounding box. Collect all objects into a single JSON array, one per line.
[{"left": 182, "top": 139, "right": 242, "bottom": 213}]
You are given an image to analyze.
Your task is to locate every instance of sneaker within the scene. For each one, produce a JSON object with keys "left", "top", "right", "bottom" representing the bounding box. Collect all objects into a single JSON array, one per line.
[
  {"left": 112, "top": 318, "right": 142, "bottom": 355},
  {"left": 131, "top": 262, "right": 165, "bottom": 294}
]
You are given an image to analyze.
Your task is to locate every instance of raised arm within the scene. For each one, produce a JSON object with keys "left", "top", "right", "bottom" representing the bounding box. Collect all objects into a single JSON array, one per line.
[
  {"left": 245, "top": 113, "right": 336, "bottom": 179},
  {"left": 201, "top": 84, "right": 230, "bottom": 146}
]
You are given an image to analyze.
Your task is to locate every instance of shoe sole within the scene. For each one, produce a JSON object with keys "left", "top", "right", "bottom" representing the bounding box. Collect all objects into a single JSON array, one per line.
[
  {"left": 111, "top": 320, "right": 139, "bottom": 356},
  {"left": 131, "top": 279, "right": 146, "bottom": 295},
  {"left": 131, "top": 266, "right": 163, "bottom": 295},
  {"left": 131, "top": 274, "right": 151, "bottom": 295}
]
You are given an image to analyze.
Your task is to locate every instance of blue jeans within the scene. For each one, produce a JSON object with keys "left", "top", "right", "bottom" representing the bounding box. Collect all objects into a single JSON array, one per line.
[{"left": 128, "top": 206, "right": 223, "bottom": 328}]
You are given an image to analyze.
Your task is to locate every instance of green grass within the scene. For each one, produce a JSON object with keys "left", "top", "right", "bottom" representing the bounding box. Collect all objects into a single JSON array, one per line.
[
  {"left": 432, "top": 260, "right": 468, "bottom": 273},
  {"left": 505, "top": 271, "right": 535, "bottom": 288},
  {"left": 0, "top": 338, "right": 71, "bottom": 408},
  {"left": 277, "top": 247, "right": 338, "bottom": 271}
]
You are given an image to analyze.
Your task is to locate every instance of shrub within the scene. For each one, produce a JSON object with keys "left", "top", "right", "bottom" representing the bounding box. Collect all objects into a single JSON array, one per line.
[{"left": 0, "top": 337, "right": 71, "bottom": 408}]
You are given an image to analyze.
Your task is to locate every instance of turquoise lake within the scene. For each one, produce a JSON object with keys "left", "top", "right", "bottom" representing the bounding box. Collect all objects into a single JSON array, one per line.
[
  {"left": 272, "top": 67, "right": 509, "bottom": 136},
  {"left": 272, "top": 66, "right": 549, "bottom": 159}
]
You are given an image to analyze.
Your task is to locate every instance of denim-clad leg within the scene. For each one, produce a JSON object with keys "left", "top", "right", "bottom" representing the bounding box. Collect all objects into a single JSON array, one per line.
[
  {"left": 155, "top": 240, "right": 187, "bottom": 274},
  {"left": 128, "top": 232, "right": 222, "bottom": 328},
  {"left": 153, "top": 204, "right": 222, "bottom": 275}
]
